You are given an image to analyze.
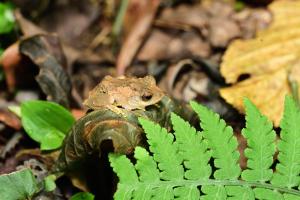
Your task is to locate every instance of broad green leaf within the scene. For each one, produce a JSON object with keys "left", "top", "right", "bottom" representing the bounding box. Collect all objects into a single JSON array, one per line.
[
  {"left": 0, "top": 2, "right": 15, "bottom": 34},
  {"left": 0, "top": 169, "right": 39, "bottom": 200},
  {"left": 8, "top": 105, "right": 21, "bottom": 117},
  {"left": 70, "top": 192, "right": 94, "bottom": 200},
  {"left": 41, "top": 131, "right": 65, "bottom": 150},
  {"left": 21, "top": 100, "right": 75, "bottom": 150}
]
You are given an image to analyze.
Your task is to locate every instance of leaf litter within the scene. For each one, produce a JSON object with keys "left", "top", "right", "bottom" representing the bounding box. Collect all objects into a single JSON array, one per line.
[{"left": 0, "top": 0, "right": 291, "bottom": 199}]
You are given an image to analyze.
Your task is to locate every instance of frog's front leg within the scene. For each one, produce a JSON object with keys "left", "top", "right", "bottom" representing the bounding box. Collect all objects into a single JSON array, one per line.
[{"left": 106, "top": 105, "right": 128, "bottom": 118}]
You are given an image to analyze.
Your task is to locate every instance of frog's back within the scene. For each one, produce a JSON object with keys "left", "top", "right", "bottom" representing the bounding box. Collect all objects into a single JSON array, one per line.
[{"left": 83, "top": 81, "right": 113, "bottom": 109}]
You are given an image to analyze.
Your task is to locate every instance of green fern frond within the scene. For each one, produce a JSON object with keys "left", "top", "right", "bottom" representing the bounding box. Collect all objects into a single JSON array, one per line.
[
  {"left": 272, "top": 96, "right": 300, "bottom": 188},
  {"left": 190, "top": 101, "right": 240, "bottom": 180},
  {"left": 171, "top": 113, "right": 211, "bottom": 180},
  {"left": 225, "top": 186, "right": 254, "bottom": 200},
  {"left": 138, "top": 118, "right": 184, "bottom": 181},
  {"left": 253, "top": 188, "right": 283, "bottom": 200},
  {"left": 109, "top": 154, "right": 138, "bottom": 200},
  {"left": 109, "top": 96, "right": 300, "bottom": 200},
  {"left": 134, "top": 147, "right": 160, "bottom": 183},
  {"left": 133, "top": 147, "right": 160, "bottom": 200},
  {"left": 241, "top": 98, "right": 276, "bottom": 182}
]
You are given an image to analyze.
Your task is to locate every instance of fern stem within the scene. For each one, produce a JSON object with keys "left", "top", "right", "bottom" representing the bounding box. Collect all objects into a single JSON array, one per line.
[{"left": 123, "top": 179, "right": 300, "bottom": 196}]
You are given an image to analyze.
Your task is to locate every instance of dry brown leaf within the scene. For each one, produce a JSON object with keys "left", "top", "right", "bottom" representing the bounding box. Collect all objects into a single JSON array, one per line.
[
  {"left": 116, "top": 0, "right": 161, "bottom": 75},
  {"left": 137, "top": 30, "right": 211, "bottom": 60},
  {"left": 71, "top": 109, "right": 86, "bottom": 120},
  {"left": 19, "top": 35, "right": 72, "bottom": 107},
  {"left": 0, "top": 43, "right": 22, "bottom": 92},
  {"left": 157, "top": 3, "right": 208, "bottom": 31},
  {"left": 220, "top": 0, "right": 300, "bottom": 126},
  {"left": 0, "top": 109, "right": 22, "bottom": 130}
]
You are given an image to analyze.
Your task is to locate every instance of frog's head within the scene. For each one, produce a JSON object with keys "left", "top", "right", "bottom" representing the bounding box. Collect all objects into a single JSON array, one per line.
[{"left": 129, "top": 76, "right": 165, "bottom": 109}]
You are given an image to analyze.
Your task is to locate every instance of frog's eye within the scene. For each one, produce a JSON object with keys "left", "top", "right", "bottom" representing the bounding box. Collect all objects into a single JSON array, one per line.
[{"left": 141, "top": 93, "right": 153, "bottom": 101}]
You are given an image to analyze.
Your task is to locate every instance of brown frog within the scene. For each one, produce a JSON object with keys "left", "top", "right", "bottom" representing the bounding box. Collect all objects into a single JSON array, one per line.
[{"left": 83, "top": 76, "right": 165, "bottom": 112}]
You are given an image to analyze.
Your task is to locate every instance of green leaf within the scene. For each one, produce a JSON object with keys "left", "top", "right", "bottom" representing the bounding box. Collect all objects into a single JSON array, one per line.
[
  {"left": 0, "top": 169, "right": 39, "bottom": 200},
  {"left": 70, "top": 192, "right": 94, "bottom": 200},
  {"left": 241, "top": 98, "right": 276, "bottom": 182},
  {"left": 8, "top": 105, "right": 21, "bottom": 117},
  {"left": 44, "top": 175, "right": 57, "bottom": 192},
  {"left": 21, "top": 100, "right": 75, "bottom": 150},
  {"left": 0, "top": 2, "right": 15, "bottom": 34},
  {"left": 41, "top": 131, "right": 65, "bottom": 150}
]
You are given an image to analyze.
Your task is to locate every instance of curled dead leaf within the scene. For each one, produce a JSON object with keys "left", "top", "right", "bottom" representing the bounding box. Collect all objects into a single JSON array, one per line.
[
  {"left": 54, "top": 95, "right": 196, "bottom": 172},
  {"left": 220, "top": 66, "right": 289, "bottom": 126},
  {"left": 19, "top": 34, "right": 72, "bottom": 107}
]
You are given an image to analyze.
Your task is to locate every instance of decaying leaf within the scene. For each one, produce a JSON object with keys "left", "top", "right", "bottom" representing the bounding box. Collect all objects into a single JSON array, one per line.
[
  {"left": 19, "top": 34, "right": 72, "bottom": 107},
  {"left": 16, "top": 158, "right": 48, "bottom": 182},
  {"left": 0, "top": 42, "right": 24, "bottom": 92},
  {"left": 0, "top": 109, "right": 21, "bottom": 130},
  {"left": 116, "top": 0, "right": 161, "bottom": 75},
  {"left": 220, "top": 0, "right": 300, "bottom": 126},
  {"left": 0, "top": 132, "right": 22, "bottom": 159}
]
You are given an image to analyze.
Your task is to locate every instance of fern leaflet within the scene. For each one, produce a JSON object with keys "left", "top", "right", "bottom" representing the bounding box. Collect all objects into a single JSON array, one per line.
[
  {"left": 272, "top": 96, "right": 300, "bottom": 188},
  {"left": 241, "top": 98, "right": 276, "bottom": 182},
  {"left": 109, "top": 96, "right": 300, "bottom": 199},
  {"left": 190, "top": 101, "right": 240, "bottom": 180}
]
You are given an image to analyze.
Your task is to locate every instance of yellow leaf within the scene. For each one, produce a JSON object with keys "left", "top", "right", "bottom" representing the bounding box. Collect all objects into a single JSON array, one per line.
[{"left": 220, "top": 0, "right": 300, "bottom": 126}]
